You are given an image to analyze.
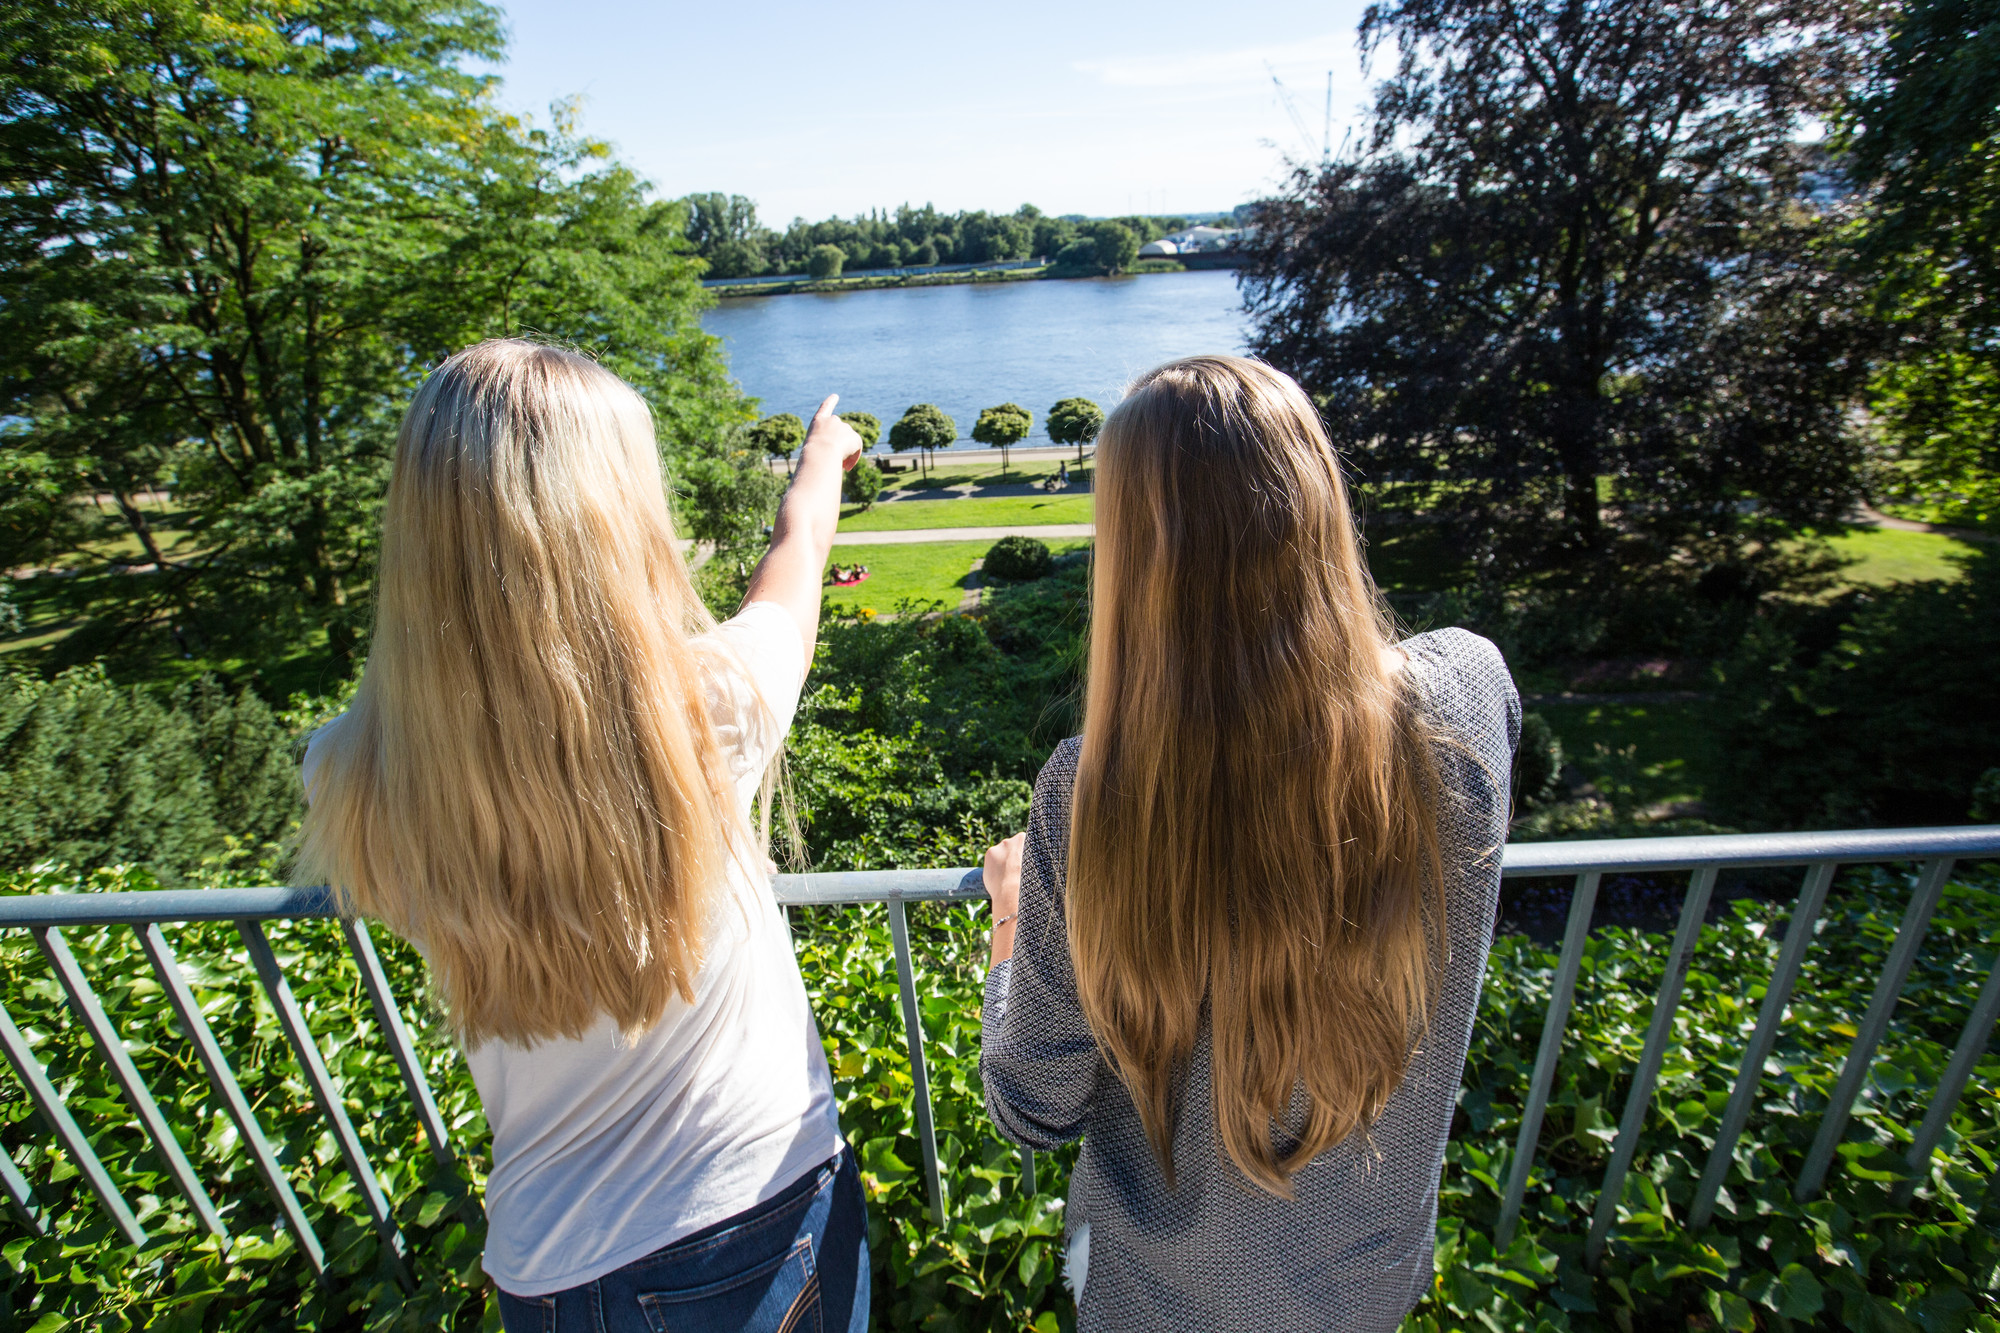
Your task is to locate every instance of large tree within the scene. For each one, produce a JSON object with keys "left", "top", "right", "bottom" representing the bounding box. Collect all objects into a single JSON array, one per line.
[
  {"left": 0, "top": 0, "right": 747, "bottom": 673},
  {"left": 1243, "top": 0, "right": 1873, "bottom": 568},
  {"left": 1843, "top": 0, "right": 2000, "bottom": 525}
]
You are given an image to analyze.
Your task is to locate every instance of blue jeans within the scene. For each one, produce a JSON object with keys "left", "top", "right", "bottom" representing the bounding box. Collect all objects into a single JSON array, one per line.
[{"left": 496, "top": 1145, "right": 869, "bottom": 1333}]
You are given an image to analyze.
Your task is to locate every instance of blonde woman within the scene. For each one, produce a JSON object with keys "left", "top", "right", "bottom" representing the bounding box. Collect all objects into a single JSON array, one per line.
[
  {"left": 979, "top": 356, "right": 1520, "bottom": 1330},
  {"left": 297, "top": 341, "right": 868, "bottom": 1332}
]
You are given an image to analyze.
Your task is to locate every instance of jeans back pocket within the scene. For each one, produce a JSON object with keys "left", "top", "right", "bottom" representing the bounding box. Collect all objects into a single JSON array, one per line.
[{"left": 637, "top": 1235, "right": 821, "bottom": 1333}]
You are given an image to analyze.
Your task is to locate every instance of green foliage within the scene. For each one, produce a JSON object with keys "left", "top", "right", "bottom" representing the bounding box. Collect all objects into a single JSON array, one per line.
[
  {"left": 1043, "top": 399, "right": 1104, "bottom": 460},
  {"left": 1512, "top": 712, "right": 1565, "bottom": 811},
  {"left": 981, "top": 537, "right": 1053, "bottom": 584},
  {"left": 1243, "top": 0, "right": 1872, "bottom": 571},
  {"left": 1842, "top": 0, "right": 2000, "bottom": 528},
  {"left": 0, "top": 0, "right": 748, "bottom": 678},
  {"left": 1975, "top": 770, "right": 2000, "bottom": 823},
  {"left": 842, "top": 458, "right": 885, "bottom": 511},
  {"left": 807, "top": 244, "right": 846, "bottom": 279},
  {"left": 1086, "top": 222, "right": 1139, "bottom": 274},
  {"left": 970, "top": 405, "right": 1032, "bottom": 451},
  {"left": 0, "top": 667, "right": 300, "bottom": 882},
  {"left": 1709, "top": 546, "right": 2000, "bottom": 828},
  {"left": 676, "top": 422, "right": 785, "bottom": 614},
  {"left": 1052, "top": 238, "right": 1097, "bottom": 271},
  {"left": 838, "top": 412, "right": 883, "bottom": 448},
  {"left": 1420, "top": 862, "right": 2000, "bottom": 1332},
  {"left": 748, "top": 413, "right": 807, "bottom": 461},
  {"left": 888, "top": 405, "right": 958, "bottom": 477}
]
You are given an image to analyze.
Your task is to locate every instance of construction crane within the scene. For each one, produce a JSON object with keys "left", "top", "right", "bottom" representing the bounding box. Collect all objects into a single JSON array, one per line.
[{"left": 1268, "top": 65, "right": 1334, "bottom": 166}]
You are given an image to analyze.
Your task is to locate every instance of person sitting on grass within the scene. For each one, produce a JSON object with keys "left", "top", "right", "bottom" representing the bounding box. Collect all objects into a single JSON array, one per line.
[
  {"left": 978, "top": 355, "right": 1519, "bottom": 1332},
  {"left": 296, "top": 339, "right": 870, "bottom": 1333}
]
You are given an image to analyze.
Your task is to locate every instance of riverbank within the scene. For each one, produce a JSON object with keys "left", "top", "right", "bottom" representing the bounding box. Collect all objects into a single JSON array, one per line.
[{"left": 707, "top": 258, "right": 1193, "bottom": 299}]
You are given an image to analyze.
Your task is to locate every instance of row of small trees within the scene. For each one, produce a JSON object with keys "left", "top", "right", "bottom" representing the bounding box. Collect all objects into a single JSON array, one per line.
[{"left": 747, "top": 397, "right": 1108, "bottom": 481}]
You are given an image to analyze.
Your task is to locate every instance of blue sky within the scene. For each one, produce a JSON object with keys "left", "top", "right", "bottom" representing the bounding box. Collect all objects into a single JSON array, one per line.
[{"left": 483, "top": 0, "right": 1378, "bottom": 224}]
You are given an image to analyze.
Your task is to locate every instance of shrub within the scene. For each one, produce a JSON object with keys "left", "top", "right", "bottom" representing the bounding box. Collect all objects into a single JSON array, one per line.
[
  {"left": 1512, "top": 711, "right": 1565, "bottom": 811},
  {"left": 0, "top": 667, "right": 300, "bottom": 880},
  {"left": 837, "top": 411, "right": 882, "bottom": 448},
  {"left": 1054, "top": 238, "right": 1097, "bottom": 270},
  {"left": 807, "top": 244, "right": 846, "bottom": 279},
  {"left": 842, "top": 458, "right": 884, "bottom": 510},
  {"left": 1710, "top": 544, "right": 1999, "bottom": 827},
  {"left": 982, "top": 536, "right": 1052, "bottom": 583}
]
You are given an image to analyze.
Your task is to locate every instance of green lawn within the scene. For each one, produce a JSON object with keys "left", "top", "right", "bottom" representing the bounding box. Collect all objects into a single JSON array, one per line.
[
  {"left": 837, "top": 494, "right": 1094, "bottom": 532},
  {"left": 1533, "top": 696, "right": 1721, "bottom": 812},
  {"left": 821, "top": 539, "right": 1090, "bottom": 616},
  {"left": 1821, "top": 525, "right": 1979, "bottom": 586}
]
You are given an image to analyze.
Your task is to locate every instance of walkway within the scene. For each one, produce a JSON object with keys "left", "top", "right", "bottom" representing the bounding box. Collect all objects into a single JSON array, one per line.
[
  {"left": 1856, "top": 503, "right": 1996, "bottom": 544},
  {"left": 830, "top": 524, "right": 1094, "bottom": 546}
]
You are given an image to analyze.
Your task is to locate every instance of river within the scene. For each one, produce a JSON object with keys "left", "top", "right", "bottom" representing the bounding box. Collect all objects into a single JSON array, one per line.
[{"left": 700, "top": 269, "right": 1251, "bottom": 448}]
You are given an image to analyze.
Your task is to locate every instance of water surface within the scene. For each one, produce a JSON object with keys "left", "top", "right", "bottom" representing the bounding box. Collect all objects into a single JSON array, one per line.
[{"left": 701, "top": 269, "right": 1250, "bottom": 448}]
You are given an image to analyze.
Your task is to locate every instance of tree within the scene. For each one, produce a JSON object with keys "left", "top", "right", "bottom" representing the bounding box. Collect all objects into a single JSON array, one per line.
[
  {"left": 888, "top": 404, "right": 957, "bottom": 479},
  {"left": 807, "top": 244, "right": 846, "bottom": 279},
  {"left": 680, "top": 192, "right": 772, "bottom": 277},
  {"left": 1046, "top": 397, "right": 1105, "bottom": 466},
  {"left": 972, "top": 403, "right": 1033, "bottom": 477},
  {"left": 0, "top": 0, "right": 748, "bottom": 679},
  {"left": 1241, "top": 0, "right": 1871, "bottom": 573},
  {"left": 838, "top": 412, "right": 882, "bottom": 448},
  {"left": 1089, "top": 221, "right": 1140, "bottom": 273},
  {"left": 1842, "top": 0, "right": 2000, "bottom": 525},
  {"left": 843, "top": 458, "right": 884, "bottom": 510},
  {"left": 748, "top": 413, "right": 806, "bottom": 474}
]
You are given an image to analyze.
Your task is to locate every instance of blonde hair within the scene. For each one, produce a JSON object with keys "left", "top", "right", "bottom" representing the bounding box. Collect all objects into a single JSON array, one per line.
[
  {"left": 1068, "top": 355, "right": 1445, "bottom": 1196},
  {"left": 296, "top": 339, "right": 752, "bottom": 1047}
]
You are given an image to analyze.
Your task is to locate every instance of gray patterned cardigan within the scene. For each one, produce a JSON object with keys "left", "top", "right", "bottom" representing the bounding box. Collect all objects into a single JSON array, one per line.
[{"left": 980, "top": 629, "right": 1521, "bottom": 1332}]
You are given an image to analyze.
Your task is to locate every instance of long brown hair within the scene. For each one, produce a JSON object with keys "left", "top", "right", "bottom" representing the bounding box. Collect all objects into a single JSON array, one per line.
[
  {"left": 296, "top": 340, "right": 755, "bottom": 1048},
  {"left": 1067, "top": 355, "right": 1445, "bottom": 1196}
]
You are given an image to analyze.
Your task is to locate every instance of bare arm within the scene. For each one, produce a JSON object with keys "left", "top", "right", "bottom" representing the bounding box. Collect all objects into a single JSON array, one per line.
[{"left": 742, "top": 395, "right": 862, "bottom": 664}]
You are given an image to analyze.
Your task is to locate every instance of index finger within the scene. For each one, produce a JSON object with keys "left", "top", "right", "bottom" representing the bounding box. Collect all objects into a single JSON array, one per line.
[{"left": 811, "top": 394, "right": 840, "bottom": 423}]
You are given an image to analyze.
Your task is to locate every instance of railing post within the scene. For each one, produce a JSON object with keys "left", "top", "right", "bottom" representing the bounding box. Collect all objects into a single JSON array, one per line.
[
  {"left": 341, "top": 919, "right": 457, "bottom": 1168},
  {"left": 239, "top": 921, "right": 412, "bottom": 1284},
  {"left": 1797, "top": 857, "right": 1954, "bottom": 1201},
  {"left": 1497, "top": 872, "right": 1601, "bottom": 1248},
  {"left": 0, "top": 999, "right": 146, "bottom": 1246},
  {"left": 1893, "top": 945, "right": 2000, "bottom": 1206},
  {"left": 0, "top": 1147, "right": 43, "bottom": 1234},
  {"left": 32, "top": 926, "right": 230, "bottom": 1241},
  {"left": 140, "top": 923, "right": 328, "bottom": 1278},
  {"left": 887, "top": 897, "right": 946, "bottom": 1225},
  {"left": 1690, "top": 861, "right": 1836, "bottom": 1227},
  {"left": 1585, "top": 866, "right": 1717, "bottom": 1268}
]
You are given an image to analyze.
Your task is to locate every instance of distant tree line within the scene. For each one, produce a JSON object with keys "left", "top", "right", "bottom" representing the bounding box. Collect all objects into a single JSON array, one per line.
[{"left": 678, "top": 197, "right": 1191, "bottom": 279}]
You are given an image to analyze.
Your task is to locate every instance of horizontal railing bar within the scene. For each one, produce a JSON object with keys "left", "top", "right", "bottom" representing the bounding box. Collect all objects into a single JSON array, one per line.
[
  {"left": 3, "top": 828, "right": 1994, "bottom": 929},
  {"left": 1497, "top": 826, "right": 2000, "bottom": 877},
  {"left": 0, "top": 886, "right": 335, "bottom": 928},
  {"left": 774, "top": 869, "right": 985, "bottom": 906}
]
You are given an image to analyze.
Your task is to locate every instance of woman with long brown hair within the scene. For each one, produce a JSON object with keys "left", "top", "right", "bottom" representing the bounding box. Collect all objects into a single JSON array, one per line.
[
  {"left": 298, "top": 340, "right": 868, "bottom": 1332},
  {"left": 980, "top": 356, "right": 1520, "bottom": 1330}
]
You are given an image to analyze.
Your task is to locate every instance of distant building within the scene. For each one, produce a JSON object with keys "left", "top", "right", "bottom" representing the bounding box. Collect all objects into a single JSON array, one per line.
[{"left": 1138, "top": 225, "right": 1243, "bottom": 258}]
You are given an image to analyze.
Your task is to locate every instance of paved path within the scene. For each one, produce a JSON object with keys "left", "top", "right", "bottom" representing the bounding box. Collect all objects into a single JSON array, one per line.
[
  {"left": 1855, "top": 503, "right": 1995, "bottom": 544},
  {"left": 878, "top": 480, "right": 1090, "bottom": 502},
  {"left": 831, "top": 523, "right": 1094, "bottom": 546}
]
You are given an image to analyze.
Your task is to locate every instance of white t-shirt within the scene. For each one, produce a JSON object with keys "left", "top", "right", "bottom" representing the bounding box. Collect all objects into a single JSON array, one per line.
[{"left": 305, "top": 602, "right": 841, "bottom": 1296}]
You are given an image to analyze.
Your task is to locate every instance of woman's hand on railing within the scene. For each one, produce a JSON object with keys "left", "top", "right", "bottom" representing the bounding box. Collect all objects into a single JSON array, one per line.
[{"left": 983, "top": 833, "right": 1025, "bottom": 965}]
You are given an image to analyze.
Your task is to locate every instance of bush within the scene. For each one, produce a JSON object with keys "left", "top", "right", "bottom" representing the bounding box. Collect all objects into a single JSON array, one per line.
[
  {"left": 807, "top": 244, "right": 846, "bottom": 279},
  {"left": 0, "top": 667, "right": 301, "bottom": 881},
  {"left": 1054, "top": 238, "right": 1097, "bottom": 270},
  {"left": 1512, "top": 711, "right": 1565, "bottom": 811},
  {"left": 842, "top": 458, "right": 884, "bottom": 510},
  {"left": 1710, "top": 545, "right": 1999, "bottom": 827},
  {"left": 982, "top": 536, "right": 1052, "bottom": 582}
]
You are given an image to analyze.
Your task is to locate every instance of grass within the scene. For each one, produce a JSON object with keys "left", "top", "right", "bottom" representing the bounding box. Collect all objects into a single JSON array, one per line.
[
  {"left": 820, "top": 539, "right": 1090, "bottom": 616},
  {"left": 1880, "top": 499, "right": 2000, "bottom": 535},
  {"left": 1530, "top": 696, "right": 1721, "bottom": 813},
  {"left": 1819, "top": 525, "right": 1980, "bottom": 586},
  {"left": 838, "top": 495, "right": 1094, "bottom": 532}
]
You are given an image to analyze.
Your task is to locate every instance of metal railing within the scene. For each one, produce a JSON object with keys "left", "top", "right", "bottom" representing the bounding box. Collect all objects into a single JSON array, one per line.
[{"left": 1, "top": 826, "right": 1997, "bottom": 1279}]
